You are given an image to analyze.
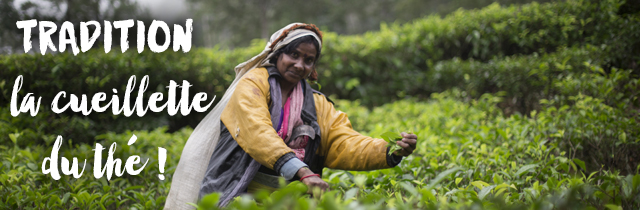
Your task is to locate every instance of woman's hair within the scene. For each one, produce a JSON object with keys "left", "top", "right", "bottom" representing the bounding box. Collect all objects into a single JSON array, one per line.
[{"left": 269, "top": 35, "right": 322, "bottom": 67}]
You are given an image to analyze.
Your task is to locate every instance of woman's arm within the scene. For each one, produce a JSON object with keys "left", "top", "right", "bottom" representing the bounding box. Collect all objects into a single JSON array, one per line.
[{"left": 314, "top": 94, "right": 404, "bottom": 170}]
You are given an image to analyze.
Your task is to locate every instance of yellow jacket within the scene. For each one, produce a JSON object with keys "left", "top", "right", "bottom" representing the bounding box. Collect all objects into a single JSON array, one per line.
[{"left": 220, "top": 67, "right": 392, "bottom": 171}]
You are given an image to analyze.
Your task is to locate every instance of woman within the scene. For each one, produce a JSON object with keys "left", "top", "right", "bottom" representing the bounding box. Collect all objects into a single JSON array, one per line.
[{"left": 165, "top": 23, "right": 418, "bottom": 209}]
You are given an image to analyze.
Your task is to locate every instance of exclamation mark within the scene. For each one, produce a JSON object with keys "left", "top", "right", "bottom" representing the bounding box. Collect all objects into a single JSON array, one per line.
[{"left": 158, "top": 147, "right": 166, "bottom": 180}]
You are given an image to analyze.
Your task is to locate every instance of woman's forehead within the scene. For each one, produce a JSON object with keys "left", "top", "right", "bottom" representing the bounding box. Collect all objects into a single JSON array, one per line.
[{"left": 293, "top": 42, "right": 317, "bottom": 57}]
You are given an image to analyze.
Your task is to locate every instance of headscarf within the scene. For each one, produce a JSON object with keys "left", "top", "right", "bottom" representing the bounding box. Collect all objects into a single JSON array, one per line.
[{"left": 164, "top": 23, "right": 323, "bottom": 210}]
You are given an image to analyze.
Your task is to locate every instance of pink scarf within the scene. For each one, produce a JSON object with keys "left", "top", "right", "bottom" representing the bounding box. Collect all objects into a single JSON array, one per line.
[{"left": 276, "top": 82, "right": 309, "bottom": 160}]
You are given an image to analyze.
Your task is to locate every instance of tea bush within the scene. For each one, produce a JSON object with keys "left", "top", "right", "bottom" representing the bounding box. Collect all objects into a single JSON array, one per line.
[
  {"left": 2, "top": 91, "right": 639, "bottom": 209},
  {"left": 313, "top": 0, "right": 639, "bottom": 106},
  {"left": 0, "top": 127, "right": 191, "bottom": 209}
]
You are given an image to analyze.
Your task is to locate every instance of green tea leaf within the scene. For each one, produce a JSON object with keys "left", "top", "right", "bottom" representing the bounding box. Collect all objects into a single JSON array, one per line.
[
  {"left": 399, "top": 182, "right": 418, "bottom": 196},
  {"left": 198, "top": 193, "right": 220, "bottom": 210},
  {"left": 9, "top": 133, "right": 20, "bottom": 145},
  {"left": 632, "top": 174, "right": 640, "bottom": 193},
  {"left": 344, "top": 188, "right": 359, "bottom": 200},
  {"left": 428, "top": 167, "right": 462, "bottom": 188},
  {"left": 27, "top": 163, "right": 37, "bottom": 171},
  {"left": 572, "top": 159, "right": 586, "bottom": 171},
  {"left": 388, "top": 144, "right": 402, "bottom": 156},
  {"left": 516, "top": 164, "right": 538, "bottom": 177},
  {"left": 471, "top": 181, "right": 490, "bottom": 190},
  {"left": 381, "top": 131, "right": 402, "bottom": 143},
  {"left": 61, "top": 192, "right": 70, "bottom": 205},
  {"left": 604, "top": 204, "right": 622, "bottom": 210},
  {"left": 381, "top": 131, "right": 403, "bottom": 155},
  {"left": 478, "top": 185, "right": 496, "bottom": 200}
]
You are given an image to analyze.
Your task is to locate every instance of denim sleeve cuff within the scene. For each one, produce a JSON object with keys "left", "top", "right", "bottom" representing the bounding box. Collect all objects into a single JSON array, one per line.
[
  {"left": 273, "top": 152, "right": 296, "bottom": 174},
  {"left": 386, "top": 147, "right": 404, "bottom": 167},
  {"left": 279, "top": 157, "right": 308, "bottom": 180}
]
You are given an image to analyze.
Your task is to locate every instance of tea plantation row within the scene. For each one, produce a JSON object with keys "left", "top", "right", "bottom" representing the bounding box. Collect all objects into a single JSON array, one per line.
[
  {"left": 2, "top": 87, "right": 638, "bottom": 209},
  {"left": 2, "top": 57, "right": 639, "bottom": 208}
]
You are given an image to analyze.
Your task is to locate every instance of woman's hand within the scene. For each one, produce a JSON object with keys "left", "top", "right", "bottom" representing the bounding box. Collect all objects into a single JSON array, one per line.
[
  {"left": 296, "top": 167, "right": 328, "bottom": 195},
  {"left": 394, "top": 132, "right": 418, "bottom": 156}
]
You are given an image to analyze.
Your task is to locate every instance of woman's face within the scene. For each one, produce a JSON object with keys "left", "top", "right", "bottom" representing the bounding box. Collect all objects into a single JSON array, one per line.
[{"left": 276, "top": 42, "right": 317, "bottom": 87}]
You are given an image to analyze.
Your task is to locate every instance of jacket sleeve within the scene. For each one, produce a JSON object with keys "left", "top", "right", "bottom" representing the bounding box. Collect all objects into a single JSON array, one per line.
[
  {"left": 314, "top": 94, "right": 397, "bottom": 170},
  {"left": 220, "top": 68, "right": 294, "bottom": 170}
]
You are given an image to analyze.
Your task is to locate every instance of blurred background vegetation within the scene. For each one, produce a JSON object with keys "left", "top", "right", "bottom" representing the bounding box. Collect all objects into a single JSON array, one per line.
[
  {"left": 1, "top": 0, "right": 556, "bottom": 53},
  {"left": 184, "top": 0, "right": 554, "bottom": 48}
]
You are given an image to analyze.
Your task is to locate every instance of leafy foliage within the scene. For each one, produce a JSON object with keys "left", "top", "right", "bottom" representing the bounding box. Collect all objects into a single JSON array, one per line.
[
  {"left": 0, "top": 127, "right": 191, "bottom": 209},
  {"left": 0, "top": 0, "right": 638, "bottom": 209},
  {"left": 2, "top": 87, "right": 638, "bottom": 209},
  {"left": 380, "top": 131, "right": 403, "bottom": 155}
]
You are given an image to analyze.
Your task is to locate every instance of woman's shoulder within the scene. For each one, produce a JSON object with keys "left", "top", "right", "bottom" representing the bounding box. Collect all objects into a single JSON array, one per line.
[
  {"left": 312, "top": 90, "right": 335, "bottom": 109},
  {"left": 243, "top": 67, "right": 269, "bottom": 80},
  {"left": 229, "top": 67, "right": 271, "bottom": 101},
  {"left": 238, "top": 67, "right": 270, "bottom": 88}
]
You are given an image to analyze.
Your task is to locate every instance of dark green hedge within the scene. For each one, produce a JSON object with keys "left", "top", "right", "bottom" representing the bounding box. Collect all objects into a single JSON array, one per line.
[
  {"left": 317, "top": 0, "right": 639, "bottom": 107},
  {"left": 435, "top": 46, "right": 640, "bottom": 174}
]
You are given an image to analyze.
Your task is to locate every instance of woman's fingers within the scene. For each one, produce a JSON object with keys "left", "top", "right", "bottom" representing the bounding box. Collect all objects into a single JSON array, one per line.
[
  {"left": 396, "top": 140, "right": 414, "bottom": 155},
  {"left": 302, "top": 176, "right": 329, "bottom": 194},
  {"left": 401, "top": 132, "right": 418, "bottom": 140},
  {"left": 395, "top": 132, "right": 418, "bottom": 156},
  {"left": 403, "top": 138, "right": 417, "bottom": 149}
]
